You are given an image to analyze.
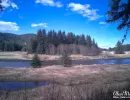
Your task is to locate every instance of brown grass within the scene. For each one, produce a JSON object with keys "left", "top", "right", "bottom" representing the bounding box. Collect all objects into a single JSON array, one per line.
[
  {"left": 1, "top": 64, "right": 130, "bottom": 100},
  {"left": 0, "top": 51, "right": 130, "bottom": 61}
]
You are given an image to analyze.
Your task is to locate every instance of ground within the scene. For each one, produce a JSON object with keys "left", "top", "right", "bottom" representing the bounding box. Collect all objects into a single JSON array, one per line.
[
  {"left": 0, "top": 64, "right": 130, "bottom": 85},
  {"left": 0, "top": 64, "right": 130, "bottom": 100},
  {"left": 0, "top": 51, "right": 130, "bottom": 61},
  {"left": 0, "top": 51, "right": 130, "bottom": 100}
]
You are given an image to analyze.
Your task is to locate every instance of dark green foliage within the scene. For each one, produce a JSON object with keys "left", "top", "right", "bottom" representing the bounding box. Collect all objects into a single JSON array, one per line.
[
  {"left": 36, "top": 29, "right": 46, "bottom": 54},
  {"left": 28, "top": 30, "right": 46, "bottom": 54},
  {"left": 31, "top": 54, "right": 41, "bottom": 68},
  {"left": 27, "top": 29, "right": 100, "bottom": 55},
  {"left": 109, "top": 43, "right": 130, "bottom": 51},
  {"left": 60, "top": 50, "right": 72, "bottom": 67},
  {"left": 86, "top": 35, "right": 92, "bottom": 47},
  {"left": 107, "top": 0, "right": 130, "bottom": 30},
  {"left": 0, "top": 29, "right": 100, "bottom": 56},
  {"left": 79, "top": 34, "right": 86, "bottom": 45},
  {"left": 0, "top": 32, "right": 36, "bottom": 51},
  {"left": 115, "top": 41, "right": 124, "bottom": 54},
  {"left": 0, "top": 0, "right": 4, "bottom": 12},
  {"left": 0, "top": 32, "right": 23, "bottom": 44},
  {"left": 29, "top": 38, "right": 38, "bottom": 53},
  {"left": 123, "top": 44, "right": 130, "bottom": 51},
  {"left": 44, "top": 29, "right": 98, "bottom": 46},
  {"left": 0, "top": 41, "right": 23, "bottom": 51},
  {"left": 106, "top": 0, "right": 130, "bottom": 43}
]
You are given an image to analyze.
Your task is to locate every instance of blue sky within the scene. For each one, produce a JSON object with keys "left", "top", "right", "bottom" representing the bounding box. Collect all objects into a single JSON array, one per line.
[{"left": 0, "top": 0, "right": 130, "bottom": 48}]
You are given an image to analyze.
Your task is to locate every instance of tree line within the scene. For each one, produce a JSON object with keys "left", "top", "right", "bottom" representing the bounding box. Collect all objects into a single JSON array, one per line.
[
  {"left": 109, "top": 41, "right": 130, "bottom": 54},
  {"left": 28, "top": 29, "right": 100, "bottom": 56},
  {"left": 0, "top": 40, "right": 23, "bottom": 51},
  {"left": 0, "top": 32, "right": 24, "bottom": 51}
]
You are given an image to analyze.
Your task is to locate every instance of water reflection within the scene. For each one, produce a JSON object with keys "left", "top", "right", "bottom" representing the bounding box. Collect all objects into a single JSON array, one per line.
[
  {"left": 33, "top": 81, "right": 39, "bottom": 86},
  {"left": 73, "top": 58, "right": 130, "bottom": 65},
  {"left": 0, "top": 81, "right": 51, "bottom": 91}
]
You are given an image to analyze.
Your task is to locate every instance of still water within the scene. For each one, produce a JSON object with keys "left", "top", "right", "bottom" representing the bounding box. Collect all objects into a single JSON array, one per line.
[
  {"left": 0, "top": 81, "right": 51, "bottom": 91},
  {"left": 0, "top": 58, "right": 130, "bottom": 68}
]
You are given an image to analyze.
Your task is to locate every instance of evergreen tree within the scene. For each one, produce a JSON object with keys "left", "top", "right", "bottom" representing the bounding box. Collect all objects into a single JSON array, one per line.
[
  {"left": 123, "top": 44, "right": 130, "bottom": 51},
  {"left": 36, "top": 29, "right": 46, "bottom": 54},
  {"left": 31, "top": 54, "right": 41, "bottom": 68},
  {"left": 86, "top": 35, "right": 92, "bottom": 47},
  {"left": 67, "top": 32, "right": 75, "bottom": 44},
  {"left": 107, "top": 0, "right": 130, "bottom": 30},
  {"left": 52, "top": 31, "right": 59, "bottom": 47},
  {"left": 47, "top": 30, "right": 53, "bottom": 43},
  {"left": 0, "top": 0, "right": 4, "bottom": 12},
  {"left": 62, "top": 31, "right": 67, "bottom": 44},
  {"left": 42, "top": 29, "right": 47, "bottom": 38},
  {"left": 75, "top": 35, "right": 80, "bottom": 44},
  {"left": 29, "top": 38, "right": 38, "bottom": 53},
  {"left": 36, "top": 39, "right": 46, "bottom": 54},
  {"left": 79, "top": 34, "right": 86, "bottom": 45},
  {"left": 57, "top": 30, "right": 62, "bottom": 43},
  {"left": 26, "top": 29, "right": 100, "bottom": 55},
  {"left": 107, "top": 0, "right": 130, "bottom": 43},
  {"left": 115, "top": 41, "right": 124, "bottom": 54},
  {"left": 60, "top": 50, "right": 72, "bottom": 67}
]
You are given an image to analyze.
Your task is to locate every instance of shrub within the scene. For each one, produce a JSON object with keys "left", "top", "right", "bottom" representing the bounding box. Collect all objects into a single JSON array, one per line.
[
  {"left": 60, "top": 50, "right": 72, "bottom": 67},
  {"left": 115, "top": 41, "right": 124, "bottom": 54},
  {"left": 31, "top": 54, "right": 41, "bottom": 68}
]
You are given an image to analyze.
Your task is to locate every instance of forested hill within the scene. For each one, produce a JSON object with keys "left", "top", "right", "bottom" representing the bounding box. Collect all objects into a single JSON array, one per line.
[
  {"left": 0, "top": 32, "right": 36, "bottom": 51},
  {"left": 0, "top": 32, "right": 36, "bottom": 44},
  {"left": 19, "top": 33, "right": 36, "bottom": 43}
]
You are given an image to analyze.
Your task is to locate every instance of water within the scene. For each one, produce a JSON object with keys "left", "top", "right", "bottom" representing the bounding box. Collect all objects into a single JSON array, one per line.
[
  {"left": 0, "top": 58, "right": 130, "bottom": 68},
  {"left": 73, "top": 58, "right": 130, "bottom": 65},
  {"left": 0, "top": 61, "right": 30, "bottom": 68},
  {"left": 0, "top": 81, "right": 51, "bottom": 91}
]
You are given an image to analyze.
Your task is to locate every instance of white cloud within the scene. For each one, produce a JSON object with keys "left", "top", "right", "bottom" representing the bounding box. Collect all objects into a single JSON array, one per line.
[
  {"left": 1, "top": 0, "right": 18, "bottom": 9},
  {"left": 68, "top": 3, "right": 101, "bottom": 21},
  {"left": 35, "top": 0, "right": 63, "bottom": 7},
  {"left": 31, "top": 23, "right": 48, "bottom": 28},
  {"left": 0, "top": 21, "right": 19, "bottom": 31},
  {"left": 99, "top": 21, "right": 107, "bottom": 25},
  {"left": 11, "top": 2, "right": 18, "bottom": 9}
]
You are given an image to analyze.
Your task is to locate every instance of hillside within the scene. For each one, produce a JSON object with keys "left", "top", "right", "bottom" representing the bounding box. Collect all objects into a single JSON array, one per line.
[
  {"left": 0, "top": 32, "right": 36, "bottom": 51},
  {"left": 0, "top": 32, "right": 36, "bottom": 45},
  {"left": 19, "top": 33, "right": 36, "bottom": 43}
]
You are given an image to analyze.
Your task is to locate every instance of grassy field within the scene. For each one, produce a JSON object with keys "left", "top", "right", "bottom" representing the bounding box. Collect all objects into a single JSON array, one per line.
[
  {"left": 0, "top": 52, "right": 29, "bottom": 60},
  {"left": 0, "top": 51, "right": 130, "bottom": 61},
  {"left": 0, "top": 64, "right": 130, "bottom": 100},
  {"left": 0, "top": 64, "right": 130, "bottom": 84},
  {"left": 0, "top": 52, "right": 130, "bottom": 99}
]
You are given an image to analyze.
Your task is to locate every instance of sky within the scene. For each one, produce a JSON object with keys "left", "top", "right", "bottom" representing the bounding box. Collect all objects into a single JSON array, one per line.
[{"left": 0, "top": 0, "right": 130, "bottom": 49}]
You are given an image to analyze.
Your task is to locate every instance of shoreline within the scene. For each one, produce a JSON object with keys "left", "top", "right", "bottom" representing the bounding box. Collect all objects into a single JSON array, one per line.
[
  {"left": 0, "top": 51, "right": 130, "bottom": 61},
  {"left": 0, "top": 57, "right": 130, "bottom": 62}
]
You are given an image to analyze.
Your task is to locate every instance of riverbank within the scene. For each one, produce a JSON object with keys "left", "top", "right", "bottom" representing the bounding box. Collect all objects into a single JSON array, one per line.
[{"left": 0, "top": 51, "right": 130, "bottom": 61}]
